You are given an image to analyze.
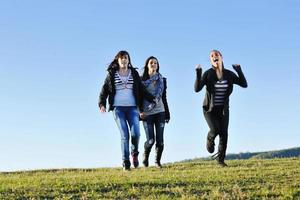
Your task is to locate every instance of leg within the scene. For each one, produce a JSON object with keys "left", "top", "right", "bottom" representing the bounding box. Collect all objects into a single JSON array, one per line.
[
  {"left": 203, "top": 110, "right": 221, "bottom": 153},
  {"left": 217, "top": 111, "right": 229, "bottom": 166},
  {"left": 155, "top": 112, "right": 165, "bottom": 147},
  {"left": 154, "top": 112, "right": 165, "bottom": 168},
  {"left": 126, "top": 107, "right": 141, "bottom": 168},
  {"left": 113, "top": 107, "right": 130, "bottom": 170},
  {"left": 142, "top": 115, "right": 155, "bottom": 167}
]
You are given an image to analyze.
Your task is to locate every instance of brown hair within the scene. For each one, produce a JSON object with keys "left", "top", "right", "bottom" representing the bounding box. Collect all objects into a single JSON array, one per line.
[
  {"left": 141, "top": 56, "right": 160, "bottom": 81},
  {"left": 210, "top": 49, "right": 223, "bottom": 57},
  {"left": 107, "top": 50, "right": 133, "bottom": 71}
]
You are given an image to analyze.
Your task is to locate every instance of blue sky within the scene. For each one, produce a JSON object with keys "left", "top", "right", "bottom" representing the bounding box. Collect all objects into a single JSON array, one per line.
[{"left": 1, "top": 1, "right": 300, "bottom": 171}]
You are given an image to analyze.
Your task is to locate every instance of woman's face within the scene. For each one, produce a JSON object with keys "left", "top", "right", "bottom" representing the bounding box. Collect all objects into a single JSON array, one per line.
[
  {"left": 147, "top": 58, "right": 158, "bottom": 74},
  {"left": 210, "top": 51, "right": 223, "bottom": 68},
  {"left": 118, "top": 54, "right": 129, "bottom": 69}
]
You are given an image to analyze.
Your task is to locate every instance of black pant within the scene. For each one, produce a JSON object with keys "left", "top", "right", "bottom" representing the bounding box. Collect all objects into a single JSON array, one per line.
[
  {"left": 204, "top": 107, "right": 229, "bottom": 161},
  {"left": 142, "top": 112, "right": 165, "bottom": 149}
]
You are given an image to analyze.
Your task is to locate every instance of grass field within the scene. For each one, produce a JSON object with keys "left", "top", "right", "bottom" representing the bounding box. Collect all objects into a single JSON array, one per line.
[{"left": 1, "top": 158, "right": 300, "bottom": 199}]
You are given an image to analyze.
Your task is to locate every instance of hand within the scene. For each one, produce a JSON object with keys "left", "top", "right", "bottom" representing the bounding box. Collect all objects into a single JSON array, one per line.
[
  {"left": 232, "top": 64, "right": 241, "bottom": 71},
  {"left": 100, "top": 106, "right": 106, "bottom": 113},
  {"left": 195, "top": 64, "right": 202, "bottom": 70},
  {"left": 140, "top": 112, "right": 145, "bottom": 119}
]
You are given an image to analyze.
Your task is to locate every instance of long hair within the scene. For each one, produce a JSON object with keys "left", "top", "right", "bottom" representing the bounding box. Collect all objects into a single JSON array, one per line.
[
  {"left": 107, "top": 50, "right": 133, "bottom": 71},
  {"left": 141, "top": 56, "right": 160, "bottom": 81}
]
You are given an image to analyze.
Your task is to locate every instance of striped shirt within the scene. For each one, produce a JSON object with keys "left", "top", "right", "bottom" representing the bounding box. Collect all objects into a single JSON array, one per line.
[
  {"left": 113, "top": 70, "right": 136, "bottom": 106},
  {"left": 214, "top": 80, "right": 228, "bottom": 106},
  {"left": 114, "top": 70, "right": 134, "bottom": 90}
]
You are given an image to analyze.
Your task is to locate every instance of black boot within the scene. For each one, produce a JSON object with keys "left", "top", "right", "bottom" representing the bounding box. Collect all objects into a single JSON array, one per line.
[
  {"left": 142, "top": 142, "right": 152, "bottom": 167},
  {"left": 155, "top": 145, "right": 164, "bottom": 168},
  {"left": 216, "top": 145, "right": 227, "bottom": 167},
  {"left": 122, "top": 160, "right": 131, "bottom": 171},
  {"left": 131, "top": 152, "right": 139, "bottom": 168},
  {"left": 206, "top": 136, "right": 215, "bottom": 154}
]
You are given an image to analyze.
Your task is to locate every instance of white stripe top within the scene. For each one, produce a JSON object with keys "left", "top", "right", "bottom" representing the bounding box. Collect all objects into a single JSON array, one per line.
[
  {"left": 113, "top": 70, "right": 136, "bottom": 106},
  {"left": 214, "top": 80, "right": 228, "bottom": 106}
]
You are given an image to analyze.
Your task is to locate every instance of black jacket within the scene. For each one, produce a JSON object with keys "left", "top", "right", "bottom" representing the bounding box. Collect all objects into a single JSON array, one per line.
[
  {"left": 194, "top": 66, "right": 247, "bottom": 113},
  {"left": 162, "top": 78, "right": 170, "bottom": 121},
  {"left": 99, "top": 67, "right": 155, "bottom": 111}
]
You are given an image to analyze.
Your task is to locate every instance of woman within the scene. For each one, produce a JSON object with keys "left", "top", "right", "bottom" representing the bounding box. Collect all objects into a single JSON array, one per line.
[
  {"left": 194, "top": 50, "right": 247, "bottom": 167},
  {"left": 140, "top": 56, "right": 170, "bottom": 168},
  {"left": 99, "top": 51, "right": 156, "bottom": 171}
]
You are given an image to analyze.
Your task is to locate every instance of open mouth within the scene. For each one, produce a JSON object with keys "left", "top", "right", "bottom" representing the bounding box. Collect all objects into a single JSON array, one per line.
[{"left": 213, "top": 58, "right": 219, "bottom": 62}]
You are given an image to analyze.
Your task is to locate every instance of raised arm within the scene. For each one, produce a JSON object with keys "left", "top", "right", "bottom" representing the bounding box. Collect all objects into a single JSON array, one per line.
[
  {"left": 231, "top": 64, "right": 248, "bottom": 88},
  {"left": 194, "top": 64, "right": 207, "bottom": 92}
]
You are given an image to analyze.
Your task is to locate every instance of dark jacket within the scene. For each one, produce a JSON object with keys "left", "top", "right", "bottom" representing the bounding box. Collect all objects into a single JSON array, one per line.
[
  {"left": 98, "top": 67, "right": 155, "bottom": 111},
  {"left": 162, "top": 78, "right": 170, "bottom": 122},
  {"left": 194, "top": 65, "right": 247, "bottom": 113}
]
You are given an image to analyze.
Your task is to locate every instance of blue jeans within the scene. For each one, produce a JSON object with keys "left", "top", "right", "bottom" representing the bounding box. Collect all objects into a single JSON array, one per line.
[
  {"left": 142, "top": 112, "right": 165, "bottom": 149},
  {"left": 113, "top": 106, "right": 140, "bottom": 161}
]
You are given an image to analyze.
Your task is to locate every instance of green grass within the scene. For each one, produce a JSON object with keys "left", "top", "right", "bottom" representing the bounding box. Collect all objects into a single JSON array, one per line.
[{"left": 1, "top": 158, "right": 300, "bottom": 199}]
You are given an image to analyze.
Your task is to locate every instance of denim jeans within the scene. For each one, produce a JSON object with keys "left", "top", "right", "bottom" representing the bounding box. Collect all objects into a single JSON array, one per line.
[
  {"left": 142, "top": 112, "right": 165, "bottom": 148},
  {"left": 113, "top": 106, "right": 140, "bottom": 161}
]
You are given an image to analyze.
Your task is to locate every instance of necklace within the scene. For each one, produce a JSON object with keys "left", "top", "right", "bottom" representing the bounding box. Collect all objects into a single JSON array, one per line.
[{"left": 116, "top": 69, "right": 132, "bottom": 89}]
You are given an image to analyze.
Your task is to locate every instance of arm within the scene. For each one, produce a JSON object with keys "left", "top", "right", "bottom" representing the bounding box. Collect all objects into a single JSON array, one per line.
[
  {"left": 194, "top": 65, "right": 207, "bottom": 92},
  {"left": 231, "top": 64, "right": 248, "bottom": 88},
  {"left": 162, "top": 78, "right": 170, "bottom": 123},
  {"left": 139, "top": 80, "right": 156, "bottom": 105},
  {"left": 98, "top": 74, "right": 110, "bottom": 112},
  {"left": 135, "top": 73, "right": 156, "bottom": 112}
]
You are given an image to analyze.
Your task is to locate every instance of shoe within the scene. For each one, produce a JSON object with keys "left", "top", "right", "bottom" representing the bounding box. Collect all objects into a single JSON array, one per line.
[
  {"left": 143, "top": 142, "right": 152, "bottom": 167},
  {"left": 122, "top": 160, "right": 131, "bottom": 171},
  {"left": 143, "top": 151, "right": 150, "bottom": 167},
  {"left": 217, "top": 161, "right": 228, "bottom": 167},
  {"left": 206, "top": 138, "right": 215, "bottom": 153},
  {"left": 212, "top": 152, "right": 228, "bottom": 167},
  {"left": 131, "top": 152, "right": 139, "bottom": 168},
  {"left": 155, "top": 145, "right": 164, "bottom": 169},
  {"left": 155, "top": 162, "right": 162, "bottom": 168}
]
